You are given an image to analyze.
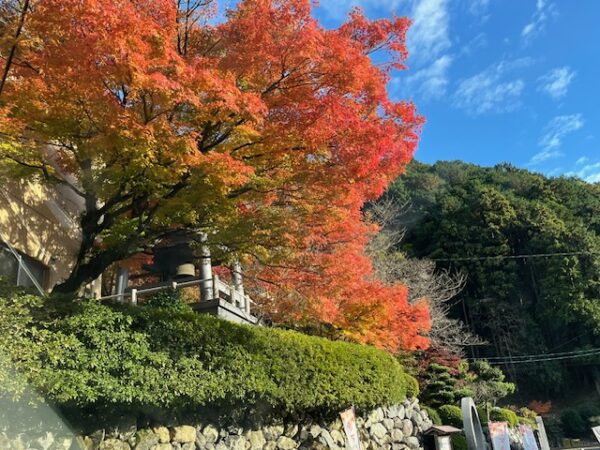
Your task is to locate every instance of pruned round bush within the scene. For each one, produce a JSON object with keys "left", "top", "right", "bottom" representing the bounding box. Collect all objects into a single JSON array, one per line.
[
  {"left": 144, "top": 288, "right": 192, "bottom": 312},
  {"left": 561, "top": 408, "right": 587, "bottom": 438},
  {"left": 476, "top": 405, "right": 489, "bottom": 426},
  {"left": 0, "top": 288, "right": 416, "bottom": 422},
  {"left": 451, "top": 433, "right": 468, "bottom": 450},
  {"left": 490, "top": 407, "right": 518, "bottom": 427},
  {"left": 517, "top": 407, "right": 538, "bottom": 427},
  {"left": 439, "top": 404, "right": 463, "bottom": 427},
  {"left": 422, "top": 405, "right": 442, "bottom": 425}
]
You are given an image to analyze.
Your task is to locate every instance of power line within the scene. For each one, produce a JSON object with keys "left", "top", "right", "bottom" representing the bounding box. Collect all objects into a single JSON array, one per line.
[
  {"left": 487, "top": 351, "right": 600, "bottom": 365},
  {"left": 470, "top": 349, "right": 600, "bottom": 365},
  {"left": 471, "top": 347, "right": 600, "bottom": 362},
  {"left": 432, "top": 250, "right": 600, "bottom": 262}
]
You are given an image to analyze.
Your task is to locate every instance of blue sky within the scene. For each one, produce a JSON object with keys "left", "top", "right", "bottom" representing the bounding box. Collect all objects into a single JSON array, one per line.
[{"left": 220, "top": 1, "right": 600, "bottom": 182}]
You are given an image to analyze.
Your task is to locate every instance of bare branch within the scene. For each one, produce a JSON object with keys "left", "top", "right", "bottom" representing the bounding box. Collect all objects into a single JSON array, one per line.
[{"left": 367, "top": 198, "right": 485, "bottom": 354}]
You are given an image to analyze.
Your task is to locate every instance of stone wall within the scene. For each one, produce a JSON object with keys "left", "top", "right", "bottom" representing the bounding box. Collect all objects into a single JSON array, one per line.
[{"left": 0, "top": 399, "right": 435, "bottom": 450}]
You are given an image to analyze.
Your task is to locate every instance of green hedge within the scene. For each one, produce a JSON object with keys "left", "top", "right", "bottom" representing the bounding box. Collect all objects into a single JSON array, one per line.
[
  {"left": 422, "top": 405, "right": 442, "bottom": 425},
  {"left": 476, "top": 405, "right": 489, "bottom": 426},
  {"left": 143, "top": 288, "right": 192, "bottom": 312},
  {"left": 490, "top": 407, "right": 519, "bottom": 427},
  {"left": 0, "top": 287, "right": 417, "bottom": 420},
  {"left": 451, "top": 434, "right": 468, "bottom": 450},
  {"left": 560, "top": 408, "right": 587, "bottom": 438},
  {"left": 439, "top": 404, "right": 463, "bottom": 427}
]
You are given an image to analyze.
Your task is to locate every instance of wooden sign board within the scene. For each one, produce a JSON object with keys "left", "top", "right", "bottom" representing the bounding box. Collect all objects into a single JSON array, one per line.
[
  {"left": 489, "top": 422, "right": 511, "bottom": 450},
  {"left": 340, "top": 406, "right": 362, "bottom": 450},
  {"left": 519, "top": 424, "right": 540, "bottom": 450}
]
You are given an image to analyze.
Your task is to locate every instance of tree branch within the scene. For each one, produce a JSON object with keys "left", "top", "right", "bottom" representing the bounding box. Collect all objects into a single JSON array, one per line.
[{"left": 0, "top": 0, "right": 30, "bottom": 98}]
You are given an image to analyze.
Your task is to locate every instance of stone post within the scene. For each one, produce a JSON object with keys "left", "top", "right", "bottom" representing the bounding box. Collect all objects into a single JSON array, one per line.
[
  {"left": 461, "top": 397, "right": 487, "bottom": 450},
  {"left": 199, "top": 233, "right": 213, "bottom": 301},
  {"left": 116, "top": 267, "right": 129, "bottom": 303},
  {"left": 232, "top": 260, "right": 245, "bottom": 310}
]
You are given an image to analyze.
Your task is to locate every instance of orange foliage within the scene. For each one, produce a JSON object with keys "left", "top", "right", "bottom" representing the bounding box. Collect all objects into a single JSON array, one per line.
[
  {"left": 529, "top": 400, "right": 553, "bottom": 415},
  {"left": 0, "top": 0, "right": 428, "bottom": 351}
]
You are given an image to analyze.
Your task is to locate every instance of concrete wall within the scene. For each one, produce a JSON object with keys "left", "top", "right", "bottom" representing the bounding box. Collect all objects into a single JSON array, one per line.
[{"left": 0, "top": 179, "right": 81, "bottom": 290}]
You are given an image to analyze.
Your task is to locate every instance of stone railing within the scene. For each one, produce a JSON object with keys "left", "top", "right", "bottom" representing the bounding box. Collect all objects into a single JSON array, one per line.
[{"left": 97, "top": 274, "right": 255, "bottom": 315}]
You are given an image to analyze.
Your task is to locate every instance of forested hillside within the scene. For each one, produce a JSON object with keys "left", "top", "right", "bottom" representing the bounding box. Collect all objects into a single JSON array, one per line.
[{"left": 386, "top": 161, "right": 600, "bottom": 400}]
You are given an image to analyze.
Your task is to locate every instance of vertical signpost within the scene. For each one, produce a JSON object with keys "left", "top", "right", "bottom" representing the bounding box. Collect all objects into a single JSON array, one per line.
[
  {"left": 489, "top": 422, "right": 511, "bottom": 450},
  {"left": 519, "top": 425, "right": 540, "bottom": 450},
  {"left": 340, "top": 406, "right": 362, "bottom": 450},
  {"left": 535, "top": 416, "right": 551, "bottom": 450}
]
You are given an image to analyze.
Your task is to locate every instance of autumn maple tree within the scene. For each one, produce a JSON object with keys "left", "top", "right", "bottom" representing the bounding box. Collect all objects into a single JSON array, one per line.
[{"left": 0, "top": 0, "right": 428, "bottom": 350}]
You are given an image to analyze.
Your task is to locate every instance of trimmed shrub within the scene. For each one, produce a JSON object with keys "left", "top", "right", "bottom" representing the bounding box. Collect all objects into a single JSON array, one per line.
[
  {"left": 451, "top": 434, "right": 468, "bottom": 450},
  {"left": 476, "top": 405, "right": 489, "bottom": 426},
  {"left": 561, "top": 408, "right": 587, "bottom": 438},
  {"left": 422, "top": 406, "right": 442, "bottom": 425},
  {"left": 0, "top": 289, "right": 416, "bottom": 422},
  {"left": 577, "top": 402, "right": 600, "bottom": 421},
  {"left": 517, "top": 407, "right": 538, "bottom": 428},
  {"left": 439, "top": 404, "right": 463, "bottom": 427},
  {"left": 490, "top": 407, "right": 518, "bottom": 427},
  {"left": 144, "top": 288, "right": 192, "bottom": 312}
]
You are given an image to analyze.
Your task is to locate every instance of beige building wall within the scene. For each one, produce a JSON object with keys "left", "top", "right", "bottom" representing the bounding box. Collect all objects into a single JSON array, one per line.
[{"left": 0, "top": 179, "right": 82, "bottom": 290}]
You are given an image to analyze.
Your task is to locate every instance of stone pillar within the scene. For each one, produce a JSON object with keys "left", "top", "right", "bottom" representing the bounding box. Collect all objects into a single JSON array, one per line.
[
  {"left": 116, "top": 267, "right": 129, "bottom": 303},
  {"left": 199, "top": 233, "right": 213, "bottom": 301},
  {"left": 461, "top": 397, "right": 487, "bottom": 450},
  {"left": 91, "top": 274, "right": 102, "bottom": 299},
  {"left": 232, "top": 260, "right": 245, "bottom": 310}
]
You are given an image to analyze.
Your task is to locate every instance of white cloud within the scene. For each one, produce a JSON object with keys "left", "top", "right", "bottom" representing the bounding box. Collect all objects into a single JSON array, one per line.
[
  {"left": 460, "top": 32, "right": 487, "bottom": 56},
  {"left": 529, "top": 114, "right": 584, "bottom": 165},
  {"left": 576, "top": 156, "right": 588, "bottom": 165},
  {"left": 522, "top": 0, "right": 557, "bottom": 43},
  {"left": 452, "top": 59, "right": 531, "bottom": 115},
  {"left": 538, "top": 114, "right": 584, "bottom": 150},
  {"left": 407, "top": 0, "right": 451, "bottom": 65},
  {"left": 538, "top": 66, "right": 575, "bottom": 99},
  {"left": 529, "top": 148, "right": 562, "bottom": 165},
  {"left": 390, "top": 0, "right": 453, "bottom": 101},
  {"left": 404, "top": 54, "right": 453, "bottom": 99},
  {"left": 567, "top": 162, "right": 600, "bottom": 183},
  {"left": 468, "top": 0, "right": 490, "bottom": 16}
]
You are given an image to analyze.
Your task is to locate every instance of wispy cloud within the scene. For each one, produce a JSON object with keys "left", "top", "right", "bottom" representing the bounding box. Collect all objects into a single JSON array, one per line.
[
  {"left": 468, "top": 0, "right": 490, "bottom": 15},
  {"left": 529, "top": 148, "right": 562, "bottom": 165},
  {"left": 566, "top": 162, "right": 600, "bottom": 183},
  {"left": 576, "top": 156, "right": 589, "bottom": 165},
  {"left": 407, "top": 0, "right": 451, "bottom": 65},
  {"left": 529, "top": 114, "right": 584, "bottom": 164},
  {"left": 522, "top": 0, "right": 557, "bottom": 43},
  {"left": 399, "top": 0, "right": 453, "bottom": 101},
  {"left": 452, "top": 59, "right": 531, "bottom": 115},
  {"left": 538, "top": 66, "right": 575, "bottom": 99},
  {"left": 460, "top": 32, "right": 487, "bottom": 56},
  {"left": 404, "top": 55, "right": 453, "bottom": 99},
  {"left": 539, "top": 114, "right": 584, "bottom": 149}
]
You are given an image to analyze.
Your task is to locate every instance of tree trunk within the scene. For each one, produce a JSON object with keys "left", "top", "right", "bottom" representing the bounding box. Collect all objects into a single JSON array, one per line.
[
  {"left": 51, "top": 210, "right": 141, "bottom": 295},
  {"left": 52, "top": 246, "right": 129, "bottom": 294}
]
